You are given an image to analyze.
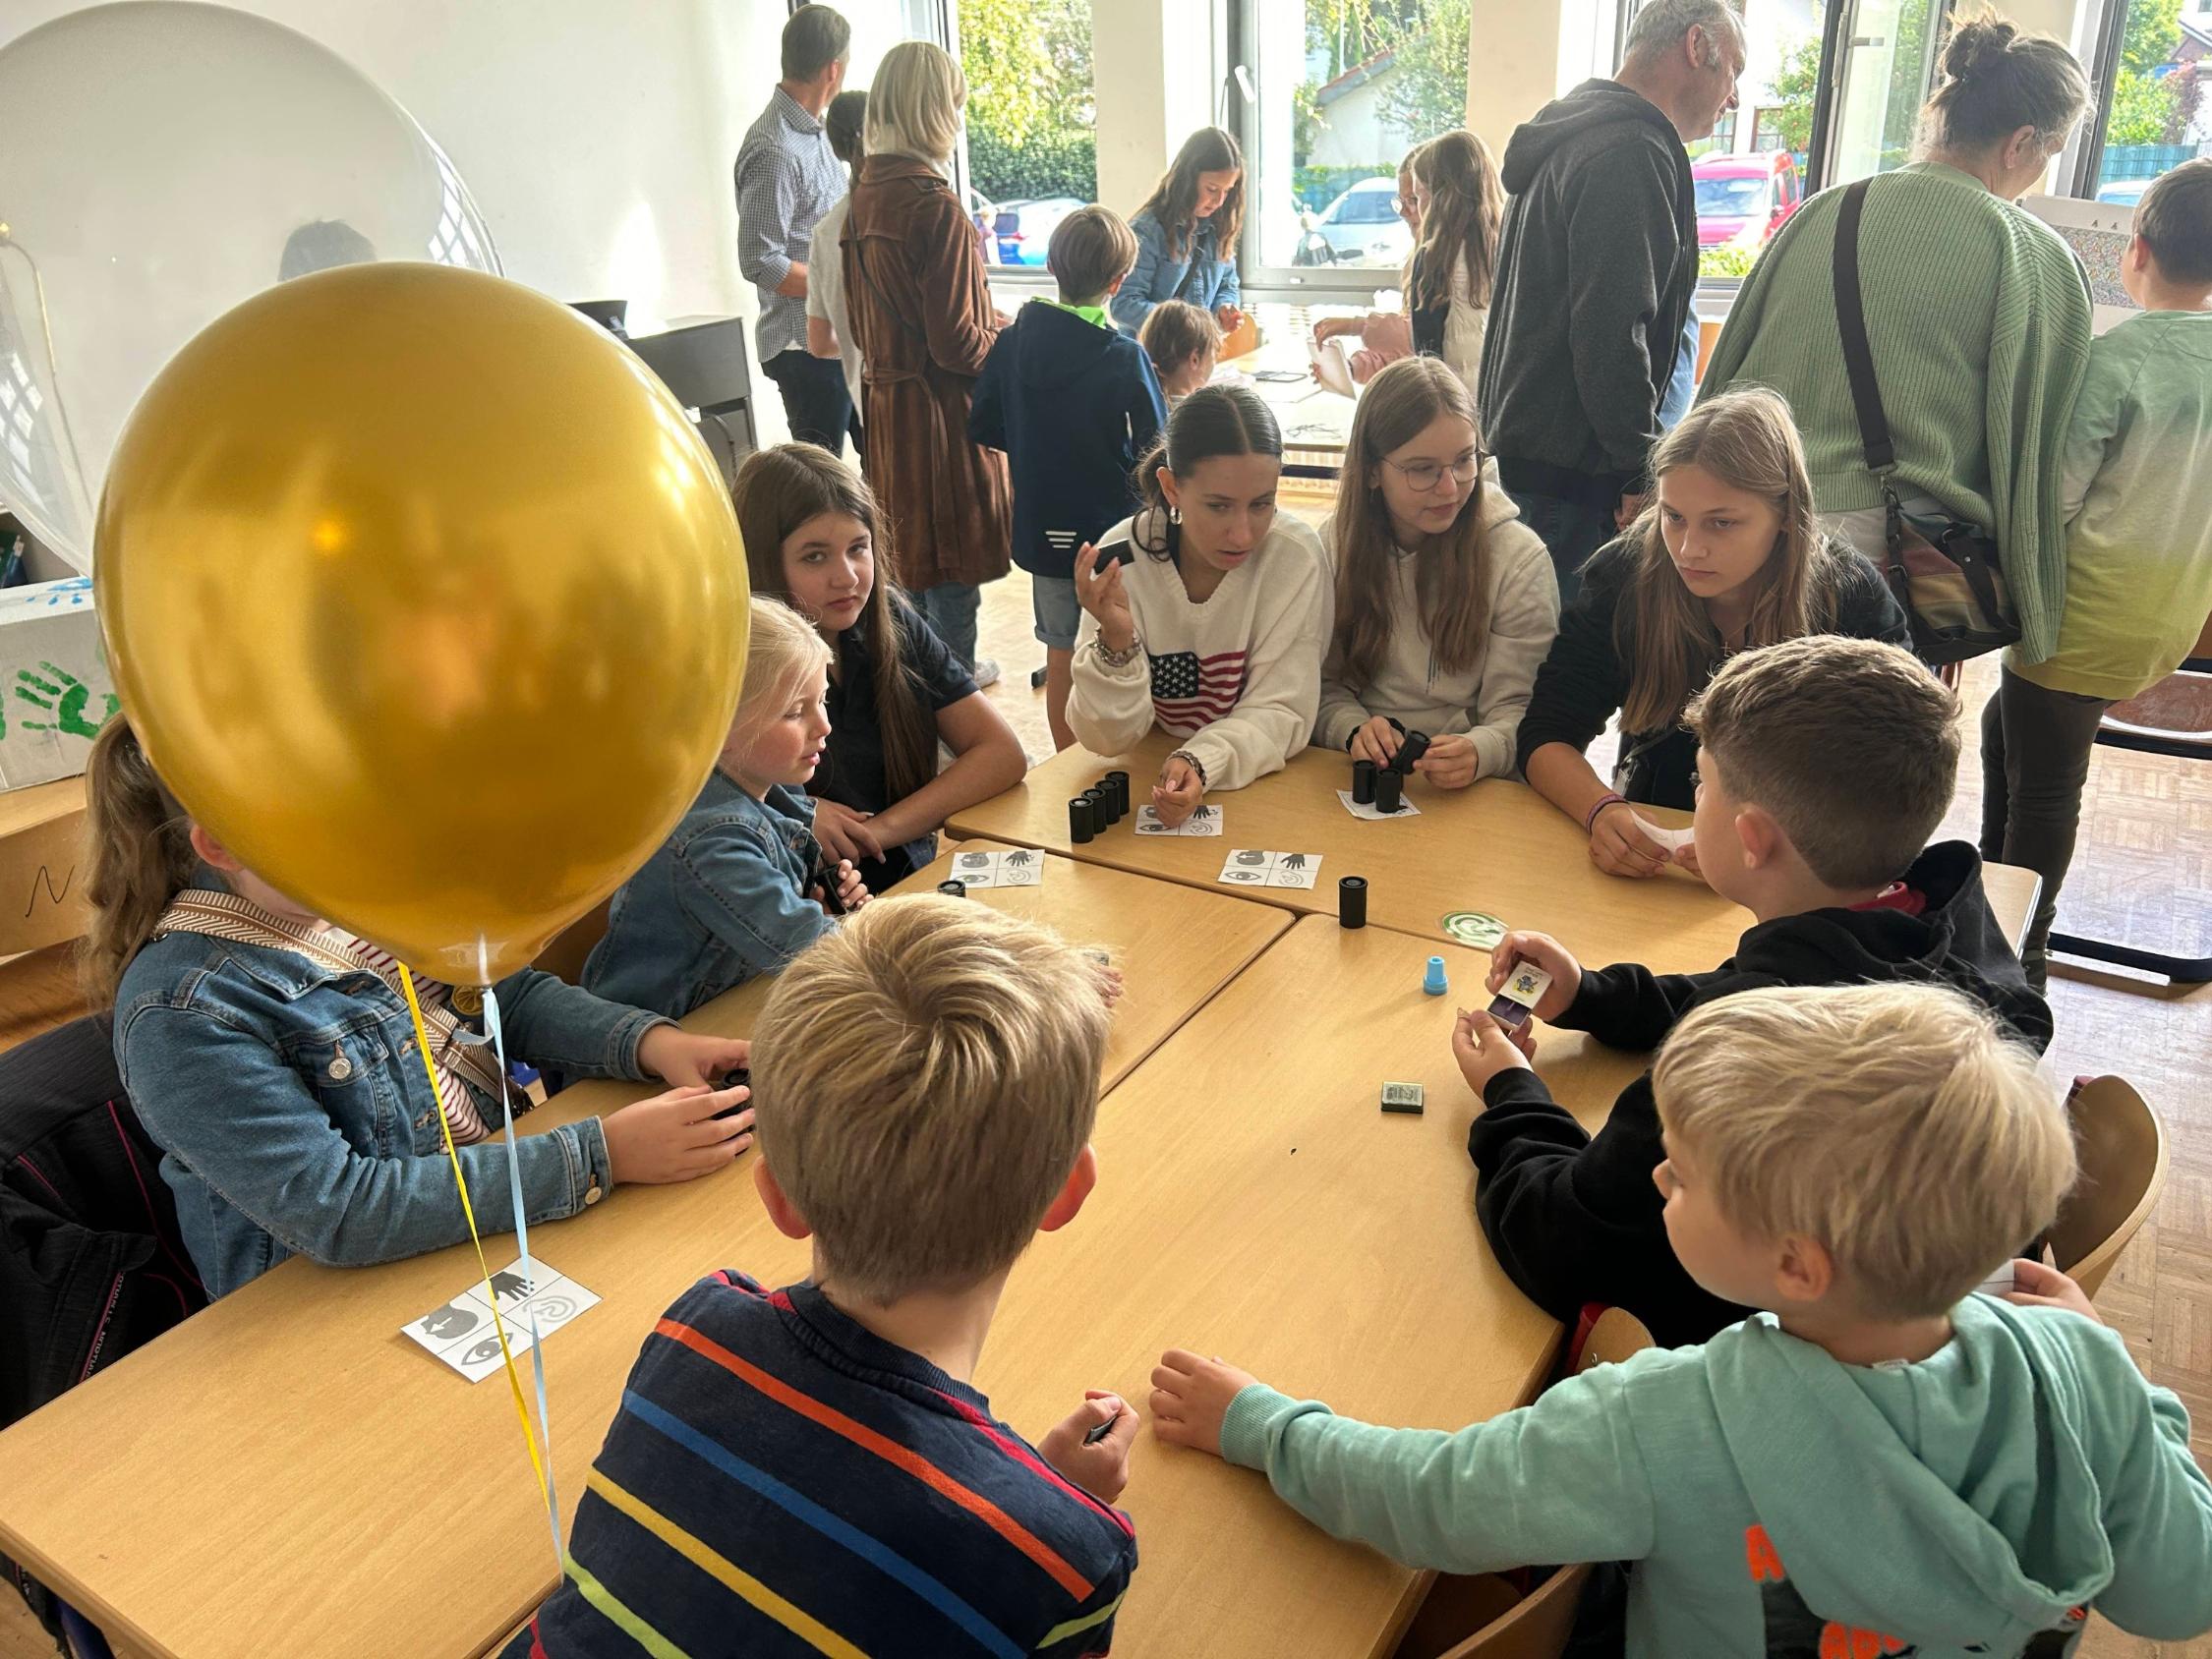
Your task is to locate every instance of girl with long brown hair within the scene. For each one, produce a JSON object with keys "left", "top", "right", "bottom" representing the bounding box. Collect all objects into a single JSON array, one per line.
[
  {"left": 1403, "top": 128, "right": 1503, "bottom": 393},
  {"left": 1516, "top": 387, "right": 1908, "bottom": 877},
  {"left": 1111, "top": 127, "right": 1247, "bottom": 336},
  {"left": 733, "top": 442, "right": 1026, "bottom": 890},
  {"left": 1319, "top": 357, "right": 1557, "bottom": 788}
]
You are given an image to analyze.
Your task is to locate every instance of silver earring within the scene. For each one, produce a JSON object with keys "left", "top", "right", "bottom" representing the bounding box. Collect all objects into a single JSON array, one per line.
[{"left": 1168, "top": 504, "right": 1182, "bottom": 525}]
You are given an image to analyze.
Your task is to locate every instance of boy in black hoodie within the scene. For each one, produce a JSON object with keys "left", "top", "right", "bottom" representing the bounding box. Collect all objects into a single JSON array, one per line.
[
  {"left": 970, "top": 205, "right": 1168, "bottom": 752},
  {"left": 1460, "top": 636, "right": 2053, "bottom": 1346}
]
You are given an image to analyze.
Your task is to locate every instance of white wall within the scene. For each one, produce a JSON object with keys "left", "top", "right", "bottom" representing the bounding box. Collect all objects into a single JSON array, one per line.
[{"left": 0, "top": 0, "right": 798, "bottom": 436}]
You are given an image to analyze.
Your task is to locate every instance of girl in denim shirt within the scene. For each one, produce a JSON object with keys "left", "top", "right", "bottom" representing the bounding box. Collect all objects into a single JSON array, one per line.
[
  {"left": 87, "top": 722, "right": 761, "bottom": 1299},
  {"left": 584, "top": 599, "right": 868, "bottom": 1020}
]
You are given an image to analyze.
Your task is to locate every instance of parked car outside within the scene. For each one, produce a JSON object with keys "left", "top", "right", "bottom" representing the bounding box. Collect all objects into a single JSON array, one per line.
[
  {"left": 1691, "top": 150, "right": 1802, "bottom": 252},
  {"left": 969, "top": 196, "right": 1087, "bottom": 267},
  {"left": 1309, "top": 176, "right": 1413, "bottom": 267}
]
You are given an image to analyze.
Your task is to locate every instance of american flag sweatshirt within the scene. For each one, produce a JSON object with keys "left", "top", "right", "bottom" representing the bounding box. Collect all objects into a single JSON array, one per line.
[{"left": 1069, "top": 512, "right": 1326, "bottom": 792}]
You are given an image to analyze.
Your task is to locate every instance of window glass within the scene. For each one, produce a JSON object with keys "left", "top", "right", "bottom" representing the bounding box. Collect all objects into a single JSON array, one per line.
[{"left": 2083, "top": 0, "right": 2209, "bottom": 206}]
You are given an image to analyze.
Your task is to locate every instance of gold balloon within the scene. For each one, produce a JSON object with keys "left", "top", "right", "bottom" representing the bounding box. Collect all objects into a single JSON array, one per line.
[{"left": 94, "top": 263, "right": 749, "bottom": 983}]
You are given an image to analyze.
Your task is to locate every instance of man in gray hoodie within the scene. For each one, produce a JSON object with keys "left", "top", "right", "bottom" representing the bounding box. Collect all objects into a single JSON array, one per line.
[{"left": 1478, "top": 0, "right": 1745, "bottom": 601}]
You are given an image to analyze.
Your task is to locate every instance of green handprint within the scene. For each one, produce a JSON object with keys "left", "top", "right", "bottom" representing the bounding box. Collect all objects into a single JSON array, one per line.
[{"left": 14, "top": 660, "right": 121, "bottom": 740}]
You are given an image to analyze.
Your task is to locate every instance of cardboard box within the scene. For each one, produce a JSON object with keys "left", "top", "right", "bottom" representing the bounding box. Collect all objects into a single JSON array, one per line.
[
  {"left": 0, "top": 774, "right": 90, "bottom": 956},
  {"left": 0, "top": 575, "right": 119, "bottom": 792}
]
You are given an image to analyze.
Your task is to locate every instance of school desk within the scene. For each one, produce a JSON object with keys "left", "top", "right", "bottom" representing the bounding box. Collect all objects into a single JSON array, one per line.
[
  {"left": 0, "top": 843, "right": 1289, "bottom": 1659},
  {"left": 945, "top": 730, "right": 2042, "bottom": 966}
]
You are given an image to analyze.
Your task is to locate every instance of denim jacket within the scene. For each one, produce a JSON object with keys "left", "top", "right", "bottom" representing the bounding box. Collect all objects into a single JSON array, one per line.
[
  {"left": 114, "top": 882, "right": 671, "bottom": 1299},
  {"left": 582, "top": 772, "right": 834, "bottom": 1020},
  {"left": 1109, "top": 208, "right": 1241, "bottom": 333}
]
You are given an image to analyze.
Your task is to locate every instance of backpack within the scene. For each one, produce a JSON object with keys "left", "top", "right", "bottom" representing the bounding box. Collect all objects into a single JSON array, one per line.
[{"left": 2, "top": 1014, "right": 206, "bottom": 1642}]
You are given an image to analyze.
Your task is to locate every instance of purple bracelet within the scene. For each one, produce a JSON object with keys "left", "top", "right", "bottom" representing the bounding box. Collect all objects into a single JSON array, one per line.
[{"left": 1583, "top": 792, "right": 1628, "bottom": 833}]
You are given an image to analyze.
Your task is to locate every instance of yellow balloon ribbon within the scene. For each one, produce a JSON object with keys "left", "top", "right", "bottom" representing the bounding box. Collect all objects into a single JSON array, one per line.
[{"left": 398, "top": 964, "right": 558, "bottom": 1560}]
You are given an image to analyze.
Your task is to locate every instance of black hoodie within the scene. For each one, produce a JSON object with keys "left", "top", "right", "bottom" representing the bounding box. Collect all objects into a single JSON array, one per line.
[
  {"left": 1467, "top": 841, "right": 2053, "bottom": 1347},
  {"left": 1477, "top": 81, "right": 1699, "bottom": 507},
  {"left": 969, "top": 301, "right": 1168, "bottom": 581}
]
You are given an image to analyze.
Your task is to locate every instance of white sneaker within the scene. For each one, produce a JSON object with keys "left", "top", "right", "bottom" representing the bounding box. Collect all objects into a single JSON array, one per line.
[{"left": 970, "top": 658, "right": 1002, "bottom": 689}]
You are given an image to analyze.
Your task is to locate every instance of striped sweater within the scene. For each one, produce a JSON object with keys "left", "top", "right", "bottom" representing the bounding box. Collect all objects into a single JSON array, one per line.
[
  {"left": 507, "top": 1274, "right": 1137, "bottom": 1658},
  {"left": 1700, "top": 163, "right": 2094, "bottom": 659}
]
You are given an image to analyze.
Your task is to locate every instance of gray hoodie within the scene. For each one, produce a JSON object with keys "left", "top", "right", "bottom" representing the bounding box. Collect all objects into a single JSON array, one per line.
[{"left": 1477, "top": 80, "right": 1699, "bottom": 504}]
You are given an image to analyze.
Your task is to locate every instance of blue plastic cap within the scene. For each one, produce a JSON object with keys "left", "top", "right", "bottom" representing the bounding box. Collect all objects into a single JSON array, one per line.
[{"left": 1423, "top": 955, "right": 1448, "bottom": 995}]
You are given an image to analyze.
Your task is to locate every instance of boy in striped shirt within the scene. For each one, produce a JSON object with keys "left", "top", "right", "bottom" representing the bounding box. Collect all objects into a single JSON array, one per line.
[{"left": 510, "top": 895, "right": 1136, "bottom": 1657}]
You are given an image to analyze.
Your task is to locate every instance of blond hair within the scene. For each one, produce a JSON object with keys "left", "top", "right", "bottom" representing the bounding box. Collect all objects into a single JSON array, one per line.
[
  {"left": 1048, "top": 205, "right": 1140, "bottom": 305},
  {"left": 864, "top": 39, "right": 965, "bottom": 166},
  {"left": 1684, "top": 635, "right": 1959, "bottom": 889},
  {"left": 1654, "top": 983, "right": 2074, "bottom": 1320},
  {"left": 82, "top": 718, "right": 199, "bottom": 1003},
  {"left": 1136, "top": 300, "right": 1220, "bottom": 381},
  {"left": 1617, "top": 385, "right": 1841, "bottom": 735},
  {"left": 749, "top": 894, "right": 1110, "bottom": 1302},
  {"left": 733, "top": 597, "right": 833, "bottom": 740}
]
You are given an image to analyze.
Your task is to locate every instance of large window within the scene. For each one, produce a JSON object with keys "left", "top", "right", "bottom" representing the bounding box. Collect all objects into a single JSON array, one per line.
[
  {"left": 950, "top": 0, "right": 1100, "bottom": 267},
  {"left": 2069, "top": 0, "right": 2210, "bottom": 204}
]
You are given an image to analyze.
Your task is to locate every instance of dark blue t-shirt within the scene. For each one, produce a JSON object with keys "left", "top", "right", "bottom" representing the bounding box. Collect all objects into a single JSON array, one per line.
[{"left": 506, "top": 1273, "right": 1137, "bottom": 1657}]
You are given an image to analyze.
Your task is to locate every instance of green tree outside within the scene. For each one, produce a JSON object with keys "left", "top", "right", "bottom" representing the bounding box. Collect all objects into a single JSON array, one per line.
[{"left": 957, "top": 0, "right": 1097, "bottom": 203}]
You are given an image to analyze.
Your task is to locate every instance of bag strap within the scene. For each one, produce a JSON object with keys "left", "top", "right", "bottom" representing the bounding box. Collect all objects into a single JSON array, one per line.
[{"left": 1831, "top": 178, "right": 1896, "bottom": 476}]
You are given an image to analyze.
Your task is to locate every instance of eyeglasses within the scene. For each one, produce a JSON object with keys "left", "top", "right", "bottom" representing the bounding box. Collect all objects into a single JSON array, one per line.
[{"left": 1380, "top": 452, "right": 1484, "bottom": 493}]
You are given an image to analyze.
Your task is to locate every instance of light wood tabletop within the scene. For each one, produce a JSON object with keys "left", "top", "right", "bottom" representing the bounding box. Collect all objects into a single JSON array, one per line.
[
  {"left": 973, "top": 916, "right": 1644, "bottom": 1659},
  {"left": 947, "top": 730, "right": 2040, "bottom": 965},
  {"left": 0, "top": 842, "right": 1291, "bottom": 1659}
]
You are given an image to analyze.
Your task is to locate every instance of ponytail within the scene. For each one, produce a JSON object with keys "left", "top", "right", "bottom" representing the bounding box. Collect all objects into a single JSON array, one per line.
[{"left": 83, "top": 718, "right": 198, "bottom": 1004}]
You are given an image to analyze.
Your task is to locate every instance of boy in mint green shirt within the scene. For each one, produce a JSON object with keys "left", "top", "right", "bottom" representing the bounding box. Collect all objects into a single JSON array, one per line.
[
  {"left": 1151, "top": 983, "right": 2212, "bottom": 1655},
  {"left": 1983, "top": 158, "right": 2212, "bottom": 987}
]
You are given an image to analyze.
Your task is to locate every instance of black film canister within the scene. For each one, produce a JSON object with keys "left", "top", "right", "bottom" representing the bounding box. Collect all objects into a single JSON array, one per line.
[
  {"left": 1083, "top": 786, "right": 1112, "bottom": 828},
  {"left": 1393, "top": 729, "right": 1431, "bottom": 775},
  {"left": 1106, "top": 772, "right": 1131, "bottom": 818},
  {"left": 937, "top": 880, "right": 967, "bottom": 897},
  {"left": 1374, "top": 769, "right": 1404, "bottom": 813},
  {"left": 1339, "top": 876, "right": 1368, "bottom": 929},
  {"left": 1352, "top": 758, "right": 1376, "bottom": 805},
  {"left": 1069, "top": 796, "right": 1095, "bottom": 843}
]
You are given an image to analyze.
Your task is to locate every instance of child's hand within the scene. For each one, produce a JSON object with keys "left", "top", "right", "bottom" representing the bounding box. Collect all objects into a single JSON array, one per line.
[
  {"left": 1039, "top": 1391, "right": 1138, "bottom": 1503},
  {"left": 1452, "top": 1007, "right": 1533, "bottom": 1095},
  {"left": 1412, "top": 732, "right": 1479, "bottom": 790},
  {"left": 2004, "top": 1259, "right": 2103, "bottom": 1325},
  {"left": 1348, "top": 716, "right": 1401, "bottom": 770},
  {"left": 1589, "top": 802, "right": 1668, "bottom": 879},
  {"left": 1215, "top": 304, "right": 1246, "bottom": 335},
  {"left": 1673, "top": 839, "right": 1703, "bottom": 879},
  {"left": 823, "top": 859, "right": 868, "bottom": 914},
  {"left": 1484, "top": 933, "right": 1580, "bottom": 1020},
  {"left": 810, "top": 800, "right": 883, "bottom": 867},
  {"left": 1150, "top": 1349, "right": 1259, "bottom": 1459},
  {"left": 637, "top": 1028, "right": 751, "bottom": 1090},
  {"left": 1075, "top": 543, "right": 1136, "bottom": 653},
  {"left": 1151, "top": 756, "right": 1204, "bottom": 827},
  {"left": 603, "top": 1081, "right": 753, "bottom": 1185}
]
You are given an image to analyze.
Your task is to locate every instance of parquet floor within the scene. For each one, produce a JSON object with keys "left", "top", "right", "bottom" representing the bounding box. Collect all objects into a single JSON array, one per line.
[{"left": 3, "top": 495, "right": 2204, "bottom": 1656}]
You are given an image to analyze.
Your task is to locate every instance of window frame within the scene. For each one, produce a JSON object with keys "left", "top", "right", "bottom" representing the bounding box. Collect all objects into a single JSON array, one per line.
[{"left": 2060, "top": 0, "right": 2134, "bottom": 200}]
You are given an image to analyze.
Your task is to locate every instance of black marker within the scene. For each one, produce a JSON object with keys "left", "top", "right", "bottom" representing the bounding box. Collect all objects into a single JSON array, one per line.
[{"left": 1082, "top": 1409, "right": 1122, "bottom": 1446}]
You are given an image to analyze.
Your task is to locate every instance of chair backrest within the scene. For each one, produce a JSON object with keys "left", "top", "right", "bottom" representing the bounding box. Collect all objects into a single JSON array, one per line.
[
  {"left": 1575, "top": 1307, "right": 1656, "bottom": 1375},
  {"left": 535, "top": 895, "right": 613, "bottom": 986},
  {"left": 2049, "top": 1076, "right": 2168, "bottom": 1299}
]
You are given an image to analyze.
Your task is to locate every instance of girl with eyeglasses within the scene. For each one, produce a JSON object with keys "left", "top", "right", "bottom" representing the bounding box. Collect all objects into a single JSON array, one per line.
[
  {"left": 1517, "top": 387, "right": 1910, "bottom": 878},
  {"left": 1318, "top": 357, "right": 1559, "bottom": 789}
]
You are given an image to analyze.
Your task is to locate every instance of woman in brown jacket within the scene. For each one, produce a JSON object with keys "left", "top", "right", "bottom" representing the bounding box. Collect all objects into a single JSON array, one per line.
[{"left": 842, "top": 39, "right": 1011, "bottom": 685}]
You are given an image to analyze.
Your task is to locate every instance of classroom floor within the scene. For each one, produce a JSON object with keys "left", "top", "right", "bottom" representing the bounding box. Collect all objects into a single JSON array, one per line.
[{"left": 2, "top": 490, "right": 2206, "bottom": 1657}]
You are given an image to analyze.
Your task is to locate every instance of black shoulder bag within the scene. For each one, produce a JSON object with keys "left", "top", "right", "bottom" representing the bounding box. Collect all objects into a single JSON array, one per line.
[{"left": 1833, "top": 177, "right": 2019, "bottom": 664}]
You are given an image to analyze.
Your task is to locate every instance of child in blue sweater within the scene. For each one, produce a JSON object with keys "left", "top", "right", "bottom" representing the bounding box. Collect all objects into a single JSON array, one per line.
[
  {"left": 970, "top": 204, "right": 1168, "bottom": 751},
  {"left": 1153, "top": 982, "right": 2212, "bottom": 1655}
]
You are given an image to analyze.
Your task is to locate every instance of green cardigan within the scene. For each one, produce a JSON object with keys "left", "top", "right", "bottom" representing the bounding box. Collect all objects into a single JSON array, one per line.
[{"left": 1701, "top": 164, "right": 2093, "bottom": 659}]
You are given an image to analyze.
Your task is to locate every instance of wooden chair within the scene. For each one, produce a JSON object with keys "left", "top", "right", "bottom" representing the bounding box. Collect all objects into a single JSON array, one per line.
[
  {"left": 2049, "top": 1076, "right": 2169, "bottom": 1299},
  {"left": 1390, "top": 1309, "right": 1656, "bottom": 1659}
]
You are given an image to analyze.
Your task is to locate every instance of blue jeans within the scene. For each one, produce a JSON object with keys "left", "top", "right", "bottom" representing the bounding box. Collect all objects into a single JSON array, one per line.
[
  {"left": 1505, "top": 489, "right": 1619, "bottom": 607},
  {"left": 913, "top": 581, "right": 982, "bottom": 670},
  {"left": 1029, "top": 575, "right": 1081, "bottom": 651},
  {"left": 1659, "top": 305, "right": 1699, "bottom": 430}
]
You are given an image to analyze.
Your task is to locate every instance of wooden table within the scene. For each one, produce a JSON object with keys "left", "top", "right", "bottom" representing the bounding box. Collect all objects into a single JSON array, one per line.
[
  {"left": 948, "top": 731, "right": 2042, "bottom": 964},
  {"left": 1227, "top": 301, "right": 1366, "bottom": 473},
  {"left": 975, "top": 917, "right": 1642, "bottom": 1659},
  {"left": 0, "top": 843, "right": 1290, "bottom": 1659}
]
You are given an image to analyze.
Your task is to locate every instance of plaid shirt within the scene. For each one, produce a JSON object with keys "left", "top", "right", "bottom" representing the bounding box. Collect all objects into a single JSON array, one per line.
[{"left": 734, "top": 86, "right": 845, "bottom": 363}]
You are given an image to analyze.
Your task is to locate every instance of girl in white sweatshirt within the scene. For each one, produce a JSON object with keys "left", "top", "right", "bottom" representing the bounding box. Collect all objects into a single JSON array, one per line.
[
  {"left": 1317, "top": 356, "right": 1558, "bottom": 786},
  {"left": 1070, "top": 386, "right": 1327, "bottom": 827}
]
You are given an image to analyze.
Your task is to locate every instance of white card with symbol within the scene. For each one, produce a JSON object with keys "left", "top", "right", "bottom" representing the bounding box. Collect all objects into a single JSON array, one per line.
[
  {"left": 1217, "top": 850, "right": 1321, "bottom": 889},
  {"left": 403, "top": 1258, "right": 602, "bottom": 1382},
  {"left": 1336, "top": 789, "right": 1423, "bottom": 821},
  {"left": 947, "top": 849, "right": 1045, "bottom": 888},
  {"left": 1134, "top": 804, "right": 1224, "bottom": 837}
]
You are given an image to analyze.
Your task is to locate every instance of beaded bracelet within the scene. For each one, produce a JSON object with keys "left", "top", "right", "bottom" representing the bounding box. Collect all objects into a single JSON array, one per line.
[
  {"left": 1583, "top": 791, "right": 1628, "bottom": 833},
  {"left": 1093, "top": 634, "right": 1144, "bottom": 669}
]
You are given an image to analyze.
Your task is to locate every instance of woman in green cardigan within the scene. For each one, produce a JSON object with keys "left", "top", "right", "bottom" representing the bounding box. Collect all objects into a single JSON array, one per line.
[{"left": 1700, "top": 13, "right": 2092, "bottom": 662}]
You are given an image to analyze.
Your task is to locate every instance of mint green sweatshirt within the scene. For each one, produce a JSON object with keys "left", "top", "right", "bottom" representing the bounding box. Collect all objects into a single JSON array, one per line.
[
  {"left": 1702, "top": 165, "right": 2093, "bottom": 660},
  {"left": 1219, "top": 1296, "right": 2212, "bottom": 1654}
]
